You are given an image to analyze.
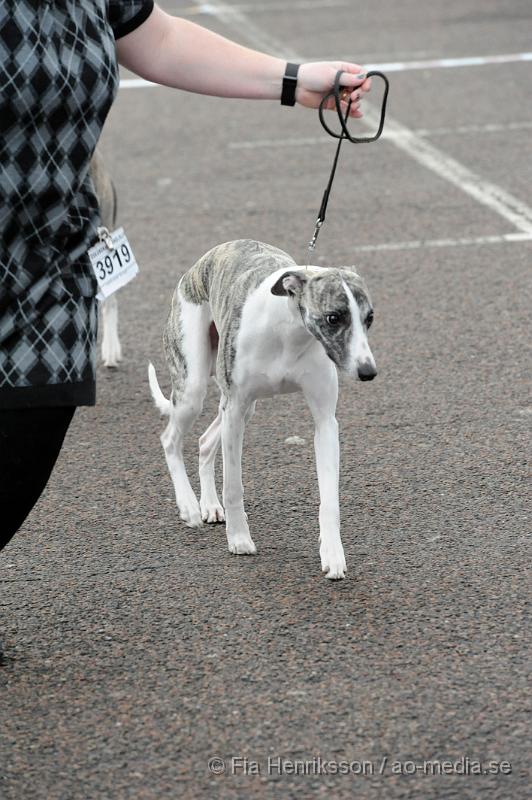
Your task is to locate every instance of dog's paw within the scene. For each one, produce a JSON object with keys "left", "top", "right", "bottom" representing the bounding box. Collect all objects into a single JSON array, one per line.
[
  {"left": 101, "top": 338, "right": 122, "bottom": 369},
  {"left": 227, "top": 533, "right": 257, "bottom": 555},
  {"left": 324, "top": 562, "right": 346, "bottom": 580},
  {"left": 200, "top": 500, "right": 225, "bottom": 524},
  {"left": 320, "top": 544, "right": 347, "bottom": 580},
  {"left": 179, "top": 499, "right": 203, "bottom": 528},
  {"left": 102, "top": 356, "right": 121, "bottom": 369}
]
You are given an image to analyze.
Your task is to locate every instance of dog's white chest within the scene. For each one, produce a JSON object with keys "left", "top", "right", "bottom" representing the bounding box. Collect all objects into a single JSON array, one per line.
[
  {"left": 232, "top": 330, "right": 305, "bottom": 397},
  {"left": 231, "top": 291, "right": 322, "bottom": 399}
]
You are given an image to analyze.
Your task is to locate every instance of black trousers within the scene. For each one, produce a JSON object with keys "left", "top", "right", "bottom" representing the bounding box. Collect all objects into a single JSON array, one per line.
[{"left": 0, "top": 406, "right": 75, "bottom": 551}]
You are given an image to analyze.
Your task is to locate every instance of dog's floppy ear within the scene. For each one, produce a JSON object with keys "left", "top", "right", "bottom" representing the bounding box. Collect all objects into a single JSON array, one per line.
[{"left": 271, "top": 271, "right": 307, "bottom": 297}]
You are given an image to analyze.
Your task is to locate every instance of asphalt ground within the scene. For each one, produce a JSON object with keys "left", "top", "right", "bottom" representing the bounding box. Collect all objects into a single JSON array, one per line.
[{"left": 1, "top": 1, "right": 531, "bottom": 798}]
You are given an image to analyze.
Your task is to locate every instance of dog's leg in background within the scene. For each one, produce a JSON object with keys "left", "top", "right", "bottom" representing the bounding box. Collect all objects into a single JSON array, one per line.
[
  {"left": 90, "top": 148, "right": 123, "bottom": 368},
  {"left": 100, "top": 293, "right": 122, "bottom": 368},
  {"left": 199, "top": 400, "right": 256, "bottom": 524},
  {"left": 161, "top": 403, "right": 203, "bottom": 528},
  {"left": 302, "top": 366, "right": 346, "bottom": 579},
  {"left": 198, "top": 402, "right": 225, "bottom": 523},
  {"left": 221, "top": 397, "right": 257, "bottom": 554}
]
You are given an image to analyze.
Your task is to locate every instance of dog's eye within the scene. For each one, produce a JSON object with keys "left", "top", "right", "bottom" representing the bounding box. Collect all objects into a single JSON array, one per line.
[
  {"left": 326, "top": 313, "right": 342, "bottom": 326},
  {"left": 365, "top": 311, "right": 374, "bottom": 329}
]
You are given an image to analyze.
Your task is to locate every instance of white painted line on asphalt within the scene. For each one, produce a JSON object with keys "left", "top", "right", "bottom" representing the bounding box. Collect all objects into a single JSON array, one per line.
[
  {"left": 229, "top": 135, "right": 331, "bottom": 149},
  {"left": 181, "top": 0, "right": 350, "bottom": 13},
  {"left": 349, "top": 232, "right": 532, "bottom": 253},
  {"left": 362, "top": 105, "right": 532, "bottom": 234},
  {"left": 415, "top": 121, "right": 532, "bottom": 137},
  {"left": 363, "top": 52, "right": 532, "bottom": 73}
]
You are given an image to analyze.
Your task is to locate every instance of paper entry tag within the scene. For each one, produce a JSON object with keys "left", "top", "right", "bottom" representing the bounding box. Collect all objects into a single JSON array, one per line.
[{"left": 88, "top": 227, "right": 139, "bottom": 301}]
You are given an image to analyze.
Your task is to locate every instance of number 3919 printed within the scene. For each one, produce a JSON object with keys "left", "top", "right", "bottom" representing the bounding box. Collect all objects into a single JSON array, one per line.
[{"left": 88, "top": 227, "right": 139, "bottom": 301}]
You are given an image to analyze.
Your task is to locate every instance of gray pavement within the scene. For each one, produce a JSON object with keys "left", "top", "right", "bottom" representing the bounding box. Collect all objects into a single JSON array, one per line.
[{"left": 1, "top": 1, "right": 531, "bottom": 798}]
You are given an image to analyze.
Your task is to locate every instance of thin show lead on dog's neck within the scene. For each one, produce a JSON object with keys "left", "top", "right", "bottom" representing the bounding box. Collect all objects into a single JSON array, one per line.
[{"left": 149, "top": 240, "right": 376, "bottom": 581}]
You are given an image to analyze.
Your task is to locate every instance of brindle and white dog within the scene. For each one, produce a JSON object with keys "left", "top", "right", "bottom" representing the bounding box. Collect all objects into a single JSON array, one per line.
[{"left": 149, "top": 239, "right": 376, "bottom": 579}]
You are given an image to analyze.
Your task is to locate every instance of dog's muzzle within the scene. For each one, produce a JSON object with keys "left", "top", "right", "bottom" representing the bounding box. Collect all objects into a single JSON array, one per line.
[{"left": 357, "top": 361, "right": 377, "bottom": 381}]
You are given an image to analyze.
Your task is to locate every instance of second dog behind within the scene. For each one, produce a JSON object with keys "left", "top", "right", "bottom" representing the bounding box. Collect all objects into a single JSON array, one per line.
[
  {"left": 149, "top": 239, "right": 376, "bottom": 580},
  {"left": 90, "top": 149, "right": 122, "bottom": 368}
]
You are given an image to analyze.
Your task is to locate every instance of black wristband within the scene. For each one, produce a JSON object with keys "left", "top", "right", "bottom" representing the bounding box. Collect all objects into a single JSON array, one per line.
[{"left": 281, "top": 62, "right": 300, "bottom": 106}]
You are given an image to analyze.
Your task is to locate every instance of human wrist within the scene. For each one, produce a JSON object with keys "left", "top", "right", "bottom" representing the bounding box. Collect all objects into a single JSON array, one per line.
[{"left": 256, "top": 56, "right": 287, "bottom": 100}]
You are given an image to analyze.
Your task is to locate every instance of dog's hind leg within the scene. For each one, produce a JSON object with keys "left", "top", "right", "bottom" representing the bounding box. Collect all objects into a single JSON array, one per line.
[
  {"left": 199, "top": 402, "right": 224, "bottom": 523},
  {"left": 161, "top": 293, "right": 214, "bottom": 528}
]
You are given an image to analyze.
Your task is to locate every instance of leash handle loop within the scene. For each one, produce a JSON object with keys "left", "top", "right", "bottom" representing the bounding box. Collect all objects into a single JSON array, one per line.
[{"left": 318, "top": 70, "right": 390, "bottom": 143}]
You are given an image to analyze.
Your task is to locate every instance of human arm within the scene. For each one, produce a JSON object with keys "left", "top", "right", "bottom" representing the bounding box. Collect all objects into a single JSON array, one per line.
[{"left": 116, "top": 4, "right": 371, "bottom": 116}]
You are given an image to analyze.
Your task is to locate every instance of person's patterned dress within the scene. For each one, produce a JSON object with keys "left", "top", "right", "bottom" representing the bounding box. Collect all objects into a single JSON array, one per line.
[{"left": 0, "top": 0, "right": 153, "bottom": 408}]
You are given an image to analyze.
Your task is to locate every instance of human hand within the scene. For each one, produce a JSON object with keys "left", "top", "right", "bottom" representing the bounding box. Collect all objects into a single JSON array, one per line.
[{"left": 296, "top": 61, "right": 371, "bottom": 117}]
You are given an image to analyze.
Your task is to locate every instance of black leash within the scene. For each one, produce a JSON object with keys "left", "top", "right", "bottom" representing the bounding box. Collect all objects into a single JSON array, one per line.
[{"left": 307, "top": 70, "right": 390, "bottom": 256}]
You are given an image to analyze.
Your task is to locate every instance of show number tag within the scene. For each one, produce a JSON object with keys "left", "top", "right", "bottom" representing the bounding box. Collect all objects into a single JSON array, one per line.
[{"left": 88, "top": 227, "right": 139, "bottom": 301}]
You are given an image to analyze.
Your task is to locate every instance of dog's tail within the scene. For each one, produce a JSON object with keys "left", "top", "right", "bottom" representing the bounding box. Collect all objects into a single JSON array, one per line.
[{"left": 148, "top": 362, "right": 172, "bottom": 416}]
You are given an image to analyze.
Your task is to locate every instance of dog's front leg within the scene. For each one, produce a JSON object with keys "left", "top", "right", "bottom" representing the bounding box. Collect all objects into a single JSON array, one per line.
[
  {"left": 221, "top": 397, "right": 256, "bottom": 555},
  {"left": 302, "top": 369, "right": 345, "bottom": 579}
]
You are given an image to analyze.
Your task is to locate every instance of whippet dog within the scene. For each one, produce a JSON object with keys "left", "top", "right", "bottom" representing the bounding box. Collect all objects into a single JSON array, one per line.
[
  {"left": 149, "top": 239, "right": 376, "bottom": 579},
  {"left": 90, "top": 149, "right": 122, "bottom": 368}
]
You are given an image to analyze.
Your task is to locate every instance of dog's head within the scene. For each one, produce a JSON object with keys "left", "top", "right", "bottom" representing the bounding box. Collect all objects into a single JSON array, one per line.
[{"left": 271, "top": 266, "right": 376, "bottom": 380}]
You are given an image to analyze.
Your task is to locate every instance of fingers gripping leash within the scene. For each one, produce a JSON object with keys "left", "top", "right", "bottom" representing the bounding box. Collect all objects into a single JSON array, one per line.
[{"left": 307, "top": 70, "right": 390, "bottom": 261}]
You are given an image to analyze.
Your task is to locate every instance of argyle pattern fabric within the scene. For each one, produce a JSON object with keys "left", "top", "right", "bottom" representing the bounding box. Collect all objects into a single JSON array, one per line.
[{"left": 0, "top": 0, "right": 153, "bottom": 408}]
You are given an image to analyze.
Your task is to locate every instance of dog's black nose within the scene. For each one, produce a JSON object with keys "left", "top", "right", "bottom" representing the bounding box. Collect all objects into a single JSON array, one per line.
[{"left": 358, "top": 362, "right": 377, "bottom": 381}]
